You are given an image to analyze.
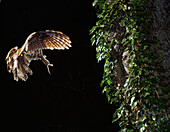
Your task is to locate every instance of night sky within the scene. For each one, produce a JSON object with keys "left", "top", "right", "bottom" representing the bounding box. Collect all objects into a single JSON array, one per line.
[{"left": 1, "top": 1, "right": 119, "bottom": 131}]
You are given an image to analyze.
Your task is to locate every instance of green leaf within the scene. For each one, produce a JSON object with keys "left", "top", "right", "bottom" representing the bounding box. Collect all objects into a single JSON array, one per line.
[
  {"left": 130, "top": 96, "right": 137, "bottom": 108},
  {"left": 139, "top": 115, "right": 147, "bottom": 122},
  {"left": 97, "top": 13, "right": 103, "bottom": 18},
  {"left": 113, "top": 112, "right": 119, "bottom": 122},
  {"left": 140, "top": 126, "right": 146, "bottom": 132},
  {"left": 111, "top": 97, "right": 117, "bottom": 104},
  {"left": 107, "top": 79, "right": 112, "bottom": 85},
  {"left": 152, "top": 115, "right": 156, "bottom": 121},
  {"left": 90, "top": 26, "right": 97, "bottom": 35},
  {"left": 122, "top": 38, "right": 127, "bottom": 43},
  {"left": 119, "top": 120, "right": 125, "bottom": 127},
  {"left": 106, "top": 93, "right": 111, "bottom": 102},
  {"left": 127, "top": 129, "right": 134, "bottom": 132},
  {"left": 130, "top": 19, "right": 134, "bottom": 22},
  {"left": 112, "top": 107, "right": 122, "bottom": 122},
  {"left": 121, "top": 19, "right": 125, "bottom": 24},
  {"left": 92, "top": 0, "right": 98, "bottom": 7},
  {"left": 115, "top": 90, "right": 120, "bottom": 96},
  {"left": 143, "top": 45, "right": 148, "bottom": 50},
  {"left": 144, "top": 92, "right": 150, "bottom": 97},
  {"left": 91, "top": 35, "right": 96, "bottom": 45}
]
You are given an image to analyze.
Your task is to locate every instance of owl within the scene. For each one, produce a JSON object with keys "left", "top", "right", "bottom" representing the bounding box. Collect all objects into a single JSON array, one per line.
[{"left": 5, "top": 30, "right": 71, "bottom": 81}]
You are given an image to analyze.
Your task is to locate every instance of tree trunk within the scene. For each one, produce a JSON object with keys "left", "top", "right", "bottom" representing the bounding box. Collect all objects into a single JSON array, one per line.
[
  {"left": 149, "top": 0, "right": 170, "bottom": 117},
  {"left": 91, "top": 0, "right": 169, "bottom": 130},
  {"left": 149, "top": 0, "right": 170, "bottom": 85}
]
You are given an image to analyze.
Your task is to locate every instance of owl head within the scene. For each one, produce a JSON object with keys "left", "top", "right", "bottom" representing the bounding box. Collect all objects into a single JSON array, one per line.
[{"left": 5, "top": 46, "right": 18, "bottom": 73}]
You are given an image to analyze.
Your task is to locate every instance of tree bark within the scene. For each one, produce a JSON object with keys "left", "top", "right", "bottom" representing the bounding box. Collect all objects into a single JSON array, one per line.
[{"left": 149, "top": 0, "right": 170, "bottom": 117}]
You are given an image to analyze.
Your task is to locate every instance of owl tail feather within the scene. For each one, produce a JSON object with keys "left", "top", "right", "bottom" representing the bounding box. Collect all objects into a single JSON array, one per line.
[
  {"left": 10, "top": 55, "right": 33, "bottom": 81},
  {"left": 13, "top": 68, "right": 18, "bottom": 81}
]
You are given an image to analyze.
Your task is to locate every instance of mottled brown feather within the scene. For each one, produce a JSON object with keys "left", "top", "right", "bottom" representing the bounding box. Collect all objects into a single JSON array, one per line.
[{"left": 25, "top": 30, "right": 71, "bottom": 52}]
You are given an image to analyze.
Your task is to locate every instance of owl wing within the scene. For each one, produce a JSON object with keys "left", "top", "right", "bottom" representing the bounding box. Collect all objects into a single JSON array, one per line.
[{"left": 19, "top": 30, "right": 71, "bottom": 55}]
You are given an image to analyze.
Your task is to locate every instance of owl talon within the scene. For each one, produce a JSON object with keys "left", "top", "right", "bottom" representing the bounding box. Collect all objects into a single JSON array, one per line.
[{"left": 47, "top": 63, "right": 53, "bottom": 74}]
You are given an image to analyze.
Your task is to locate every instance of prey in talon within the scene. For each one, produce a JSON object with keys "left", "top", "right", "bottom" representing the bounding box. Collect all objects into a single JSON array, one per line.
[{"left": 5, "top": 30, "right": 71, "bottom": 81}]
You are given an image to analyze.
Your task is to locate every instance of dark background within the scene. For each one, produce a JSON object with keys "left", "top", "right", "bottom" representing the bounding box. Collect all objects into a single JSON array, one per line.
[{"left": 1, "top": 0, "right": 119, "bottom": 132}]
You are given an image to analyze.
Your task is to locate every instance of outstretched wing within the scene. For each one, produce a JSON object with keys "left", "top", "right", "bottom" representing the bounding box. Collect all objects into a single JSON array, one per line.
[{"left": 20, "top": 30, "right": 71, "bottom": 55}]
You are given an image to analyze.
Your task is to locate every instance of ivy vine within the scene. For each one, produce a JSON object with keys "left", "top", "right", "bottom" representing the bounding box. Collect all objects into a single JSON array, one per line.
[{"left": 90, "top": 0, "right": 169, "bottom": 131}]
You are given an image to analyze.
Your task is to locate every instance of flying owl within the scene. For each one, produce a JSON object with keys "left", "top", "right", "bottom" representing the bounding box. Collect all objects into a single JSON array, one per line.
[{"left": 5, "top": 30, "right": 71, "bottom": 81}]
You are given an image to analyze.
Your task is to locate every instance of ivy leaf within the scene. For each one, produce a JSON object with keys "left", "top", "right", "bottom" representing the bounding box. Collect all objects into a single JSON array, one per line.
[
  {"left": 121, "top": 19, "right": 125, "bottom": 24},
  {"left": 112, "top": 106, "right": 123, "bottom": 123},
  {"left": 130, "top": 96, "right": 137, "bottom": 108},
  {"left": 91, "top": 34, "right": 96, "bottom": 45},
  {"left": 140, "top": 125, "right": 146, "bottom": 132},
  {"left": 97, "top": 13, "right": 103, "bottom": 18},
  {"left": 107, "top": 79, "right": 112, "bottom": 85},
  {"left": 90, "top": 26, "right": 97, "bottom": 35},
  {"left": 131, "top": 96, "right": 135, "bottom": 104},
  {"left": 127, "top": 129, "right": 134, "bottom": 132},
  {"left": 111, "top": 97, "right": 118, "bottom": 104},
  {"left": 152, "top": 115, "right": 156, "bottom": 121},
  {"left": 143, "top": 45, "right": 148, "bottom": 50},
  {"left": 139, "top": 115, "right": 147, "bottom": 122},
  {"left": 92, "top": 0, "right": 98, "bottom": 7},
  {"left": 144, "top": 92, "right": 150, "bottom": 97}
]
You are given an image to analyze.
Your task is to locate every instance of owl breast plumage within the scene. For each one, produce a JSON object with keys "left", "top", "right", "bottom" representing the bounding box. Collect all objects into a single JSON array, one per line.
[{"left": 5, "top": 30, "right": 71, "bottom": 81}]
